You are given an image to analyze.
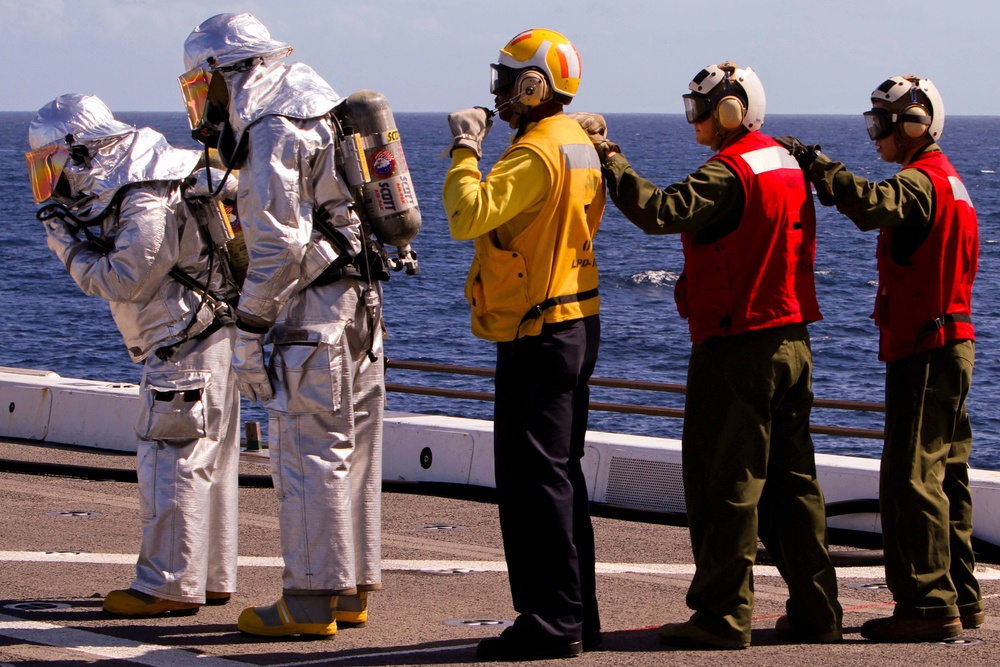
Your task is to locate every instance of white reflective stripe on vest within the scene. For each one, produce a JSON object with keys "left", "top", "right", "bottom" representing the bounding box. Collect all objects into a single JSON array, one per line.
[
  {"left": 741, "top": 145, "right": 800, "bottom": 175},
  {"left": 561, "top": 143, "right": 601, "bottom": 170},
  {"left": 949, "top": 175, "right": 975, "bottom": 208}
]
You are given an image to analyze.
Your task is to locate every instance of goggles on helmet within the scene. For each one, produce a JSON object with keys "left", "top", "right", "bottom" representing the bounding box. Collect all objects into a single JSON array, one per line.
[
  {"left": 863, "top": 107, "right": 932, "bottom": 140},
  {"left": 25, "top": 142, "right": 70, "bottom": 204},
  {"left": 682, "top": 93, "right": 712, "bottom": 124},
  {"left": 863, "top": 108, "right": 893, "bottom": 140},
  {"left": 490, "top": 63, "right": 518, "bottom": 95}
]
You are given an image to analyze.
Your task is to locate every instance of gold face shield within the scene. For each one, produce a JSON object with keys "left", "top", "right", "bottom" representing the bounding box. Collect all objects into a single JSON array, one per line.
[
  {"left": 178, "top": 66, "right": 212, "bottom": 130},
  {"left": 25, "top": 143, "right": 70, "bottom": 204}
]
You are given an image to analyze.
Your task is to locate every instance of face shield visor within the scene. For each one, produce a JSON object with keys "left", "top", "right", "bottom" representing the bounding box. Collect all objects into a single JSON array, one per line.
[
  {"left": 682, "top": 93, "right": 712, "bottom": 124},
  {"left": 25, "top": 142, "right": 70, "bottom": 204},
  {"left": 178, "top": 65, "right": 212, "bottom": 130},
  {"left": 490, "top": 63, "right": 518, "bottom": 95},
  {"left": 178, "top": 64, "right": 236, "bottom": 157}
]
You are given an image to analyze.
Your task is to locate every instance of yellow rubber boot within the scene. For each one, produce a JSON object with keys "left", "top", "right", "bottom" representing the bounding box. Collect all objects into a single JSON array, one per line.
[
  {"left": 237, "top": 595, "right": 337, "bottom": 637},
  {"left": 205, "top": 591, "right": 232, "bottom": 606},
  {"left": 334, "top": 591, "right": 368, "bottom": 627},
  {"left": 102, "top": 589, "right": 199, "bottom": 617}
]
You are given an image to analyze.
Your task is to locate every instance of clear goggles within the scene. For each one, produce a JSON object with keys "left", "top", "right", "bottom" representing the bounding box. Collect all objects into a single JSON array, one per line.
[
  {"left": 863, "top": 107, "right": 931, "bottom": 140},
  {"left": 490, "top": 64, "right": 518, "bottom": 95},
  {"left": 682, "top": 94, "right": 712, "bottom": 124},
  {"left": 25, "top": 143, "right": 70, "bottom": 204},
  {"left": 178, "top": 66, "right": 212, "bottom": 130}
]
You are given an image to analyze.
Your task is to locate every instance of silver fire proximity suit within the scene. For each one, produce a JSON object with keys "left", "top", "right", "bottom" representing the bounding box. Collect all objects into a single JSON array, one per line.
[
  {"left": 183, "top": 13, "right": 384, "bottom": 604},
  {"left": 28, "top": 94, "right": 241, "bottom": 607}
]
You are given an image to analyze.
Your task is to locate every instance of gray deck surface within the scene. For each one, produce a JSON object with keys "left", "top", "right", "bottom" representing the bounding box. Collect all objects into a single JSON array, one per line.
[{"left": 1, "top": 438, "right": 998, "bottom": 666}]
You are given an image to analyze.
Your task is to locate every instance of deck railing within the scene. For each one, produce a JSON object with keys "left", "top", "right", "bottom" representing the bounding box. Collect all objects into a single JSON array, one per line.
[{"left": 385, "top": 359, "right": 884, "bottom": 441}]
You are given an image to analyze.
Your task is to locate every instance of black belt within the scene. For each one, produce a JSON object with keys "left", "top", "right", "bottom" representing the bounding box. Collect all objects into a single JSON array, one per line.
[
  {"left": 917, "top": 313, "right": 972, "bottom": 343},
  {"left": 153, "top": 317, "right": 227, "bottom": 362},
  {"left": 518, "top": 288, "right": 600, "bottom": 328}
]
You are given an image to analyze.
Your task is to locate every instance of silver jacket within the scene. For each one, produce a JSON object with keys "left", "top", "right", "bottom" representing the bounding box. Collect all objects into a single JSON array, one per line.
[
  {"left": 220, "top": 61, "right": 362, "bottom": 328},
  {"left": 58, "top": 178, "right": 228, "bottom": 362}
]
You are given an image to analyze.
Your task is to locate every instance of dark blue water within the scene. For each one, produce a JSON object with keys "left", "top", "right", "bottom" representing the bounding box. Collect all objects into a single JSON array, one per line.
[{"left": 2, "top": 112, "right": 999, "bottom": 469}]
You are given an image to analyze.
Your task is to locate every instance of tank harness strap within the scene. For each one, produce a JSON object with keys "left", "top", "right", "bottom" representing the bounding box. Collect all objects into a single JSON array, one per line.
[
  {"left": 153, "top": 314, "right": 228, "bottom": 362},
  {"left": 518, "top": 288, "right": 600, "bottom": 329}
]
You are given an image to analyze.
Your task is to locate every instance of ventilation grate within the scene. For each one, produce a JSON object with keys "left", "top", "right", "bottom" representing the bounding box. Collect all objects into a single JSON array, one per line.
[{"left": 603, "top": 456, "right": 686, "bottom": 513}]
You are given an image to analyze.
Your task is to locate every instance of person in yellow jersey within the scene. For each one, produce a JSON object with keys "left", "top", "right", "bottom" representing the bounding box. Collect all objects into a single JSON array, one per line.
[{"left": 442, "top": 28, "right": 605, "bottom": 661}]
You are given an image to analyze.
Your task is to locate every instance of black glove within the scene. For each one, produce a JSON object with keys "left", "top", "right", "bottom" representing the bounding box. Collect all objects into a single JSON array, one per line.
[{"left": 775, "top": 135, "right": 822, "bottom": 173}]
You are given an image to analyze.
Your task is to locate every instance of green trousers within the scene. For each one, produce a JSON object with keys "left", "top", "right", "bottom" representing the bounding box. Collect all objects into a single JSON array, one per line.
[
  {"left": 881, "top": 339, "right": 982, "bottom": 619},
  {"left": 681, "top": 323, "right": 842, "bottom": 643}
]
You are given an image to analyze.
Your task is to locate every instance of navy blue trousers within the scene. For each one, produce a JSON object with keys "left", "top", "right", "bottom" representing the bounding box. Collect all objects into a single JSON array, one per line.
[{"left": 493, "top": 315, "right": 601, "bottom": 644}]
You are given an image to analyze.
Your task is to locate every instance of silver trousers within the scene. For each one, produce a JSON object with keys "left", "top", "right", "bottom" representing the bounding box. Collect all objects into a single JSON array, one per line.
[
  {"left": 266, "top": 279, "right": 384, "bottom": 594},
  {"left": 132, "top": 324, "right": 240, "bottom": 603}
]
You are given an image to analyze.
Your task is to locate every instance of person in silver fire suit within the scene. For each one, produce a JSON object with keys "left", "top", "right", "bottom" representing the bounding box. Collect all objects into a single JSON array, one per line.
[
  {"left": 26, "top": 93, "right": 241, "bottom": 617},
  {"left": 180, "top": 12, "right": 384, "bottom": 637}
]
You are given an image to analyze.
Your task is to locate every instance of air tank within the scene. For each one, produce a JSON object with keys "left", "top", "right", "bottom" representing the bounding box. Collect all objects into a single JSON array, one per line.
[{"left": 334, "top": 89, "right": 421, "bottom": 274}]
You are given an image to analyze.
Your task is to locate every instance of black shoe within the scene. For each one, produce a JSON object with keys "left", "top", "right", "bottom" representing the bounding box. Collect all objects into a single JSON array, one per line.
[
  {"left": 476, "top": 634, "right": 583, "bottom": 661},
  {"left": 583, "top": 630, "right": 603, "bottom": 651}
]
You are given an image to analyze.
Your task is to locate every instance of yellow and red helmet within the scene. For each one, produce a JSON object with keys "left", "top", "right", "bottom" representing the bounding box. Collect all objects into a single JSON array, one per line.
[{"left": 492, "top": 28, "right": 582, "bottom": 102}]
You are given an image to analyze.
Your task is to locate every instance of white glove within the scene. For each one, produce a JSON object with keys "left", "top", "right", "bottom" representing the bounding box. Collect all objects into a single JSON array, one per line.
[
  {"left": 42, "top": 216, "right": 82, "bottom": 265},
  {"left": 232, "top": 328, "right": 273, "bottom": 404},
  {"left": 441, "top": 107, "right": 493, "bottom": 159},
  {"left": 568, "top": 112, "right": 619, "bottom": 162}
]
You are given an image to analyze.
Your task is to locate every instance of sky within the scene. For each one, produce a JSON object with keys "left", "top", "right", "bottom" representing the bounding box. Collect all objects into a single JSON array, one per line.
[{"left": 1, "top": 0, "right": 997, "bottom": 116}]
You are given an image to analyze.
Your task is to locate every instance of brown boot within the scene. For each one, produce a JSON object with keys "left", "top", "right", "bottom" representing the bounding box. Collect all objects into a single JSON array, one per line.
[
  {"left": 961, "top": 611, "right": 986, "bottom": 629},
  {"left": 860, "top": 615, "right": 961, "bottom": 642},
  {"left": 658, "top": 619, "right": 749, "bottom": 650},
  {"left": 774, "top": 615, "right": 843, "bottom": 643},
  {"left": 205, "top": 591, "right": 232, "bottom": 606}
]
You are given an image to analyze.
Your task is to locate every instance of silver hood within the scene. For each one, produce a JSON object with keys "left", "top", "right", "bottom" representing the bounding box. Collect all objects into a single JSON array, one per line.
[
  {"left": 28, "top": 93, "right": 134, "bottom": 151},
  {"left": 223, "top": 60, "right": 342, "bottom": 142},
  {"left": 183, "top": 12, "right": 291, "bottom": 72},
  {"left": 65, "top": 127, "right": 202, "bottom": 218}
]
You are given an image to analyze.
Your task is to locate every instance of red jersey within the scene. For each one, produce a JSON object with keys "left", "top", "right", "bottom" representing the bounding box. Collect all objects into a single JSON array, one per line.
[
  {"left": 875, "top": 150, "right": 978, "bottom": 362},
  {"left": 675, "top": 132, "right": 822, "bottom": 343}
]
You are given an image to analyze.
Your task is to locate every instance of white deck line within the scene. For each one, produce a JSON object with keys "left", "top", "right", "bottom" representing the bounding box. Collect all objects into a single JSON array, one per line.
[
  {"left": 5, "top": 551, "right": 1000, "bottom": 580},
  {"left": 0, "top": 612, "right": 247, "bottom": 666}
]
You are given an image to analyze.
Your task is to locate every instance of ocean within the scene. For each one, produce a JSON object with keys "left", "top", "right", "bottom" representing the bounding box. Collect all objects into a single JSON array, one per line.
[{"left": 1, "top": 111, "right": 999, "bottom": 469}]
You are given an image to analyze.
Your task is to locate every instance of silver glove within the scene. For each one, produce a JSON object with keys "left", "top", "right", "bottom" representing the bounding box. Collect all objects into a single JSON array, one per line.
[
  {"left": 185, "top": 167, "right": 238, "bottom": 201},
  {"left": 232, "top": 329, "right": 273, "bottom": 404},
  {"left": 42, "top": 216, "right": 82, "bottom": 266},
  {"left": 441, "top": 107, "right": 493, "bottom": 159}
]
